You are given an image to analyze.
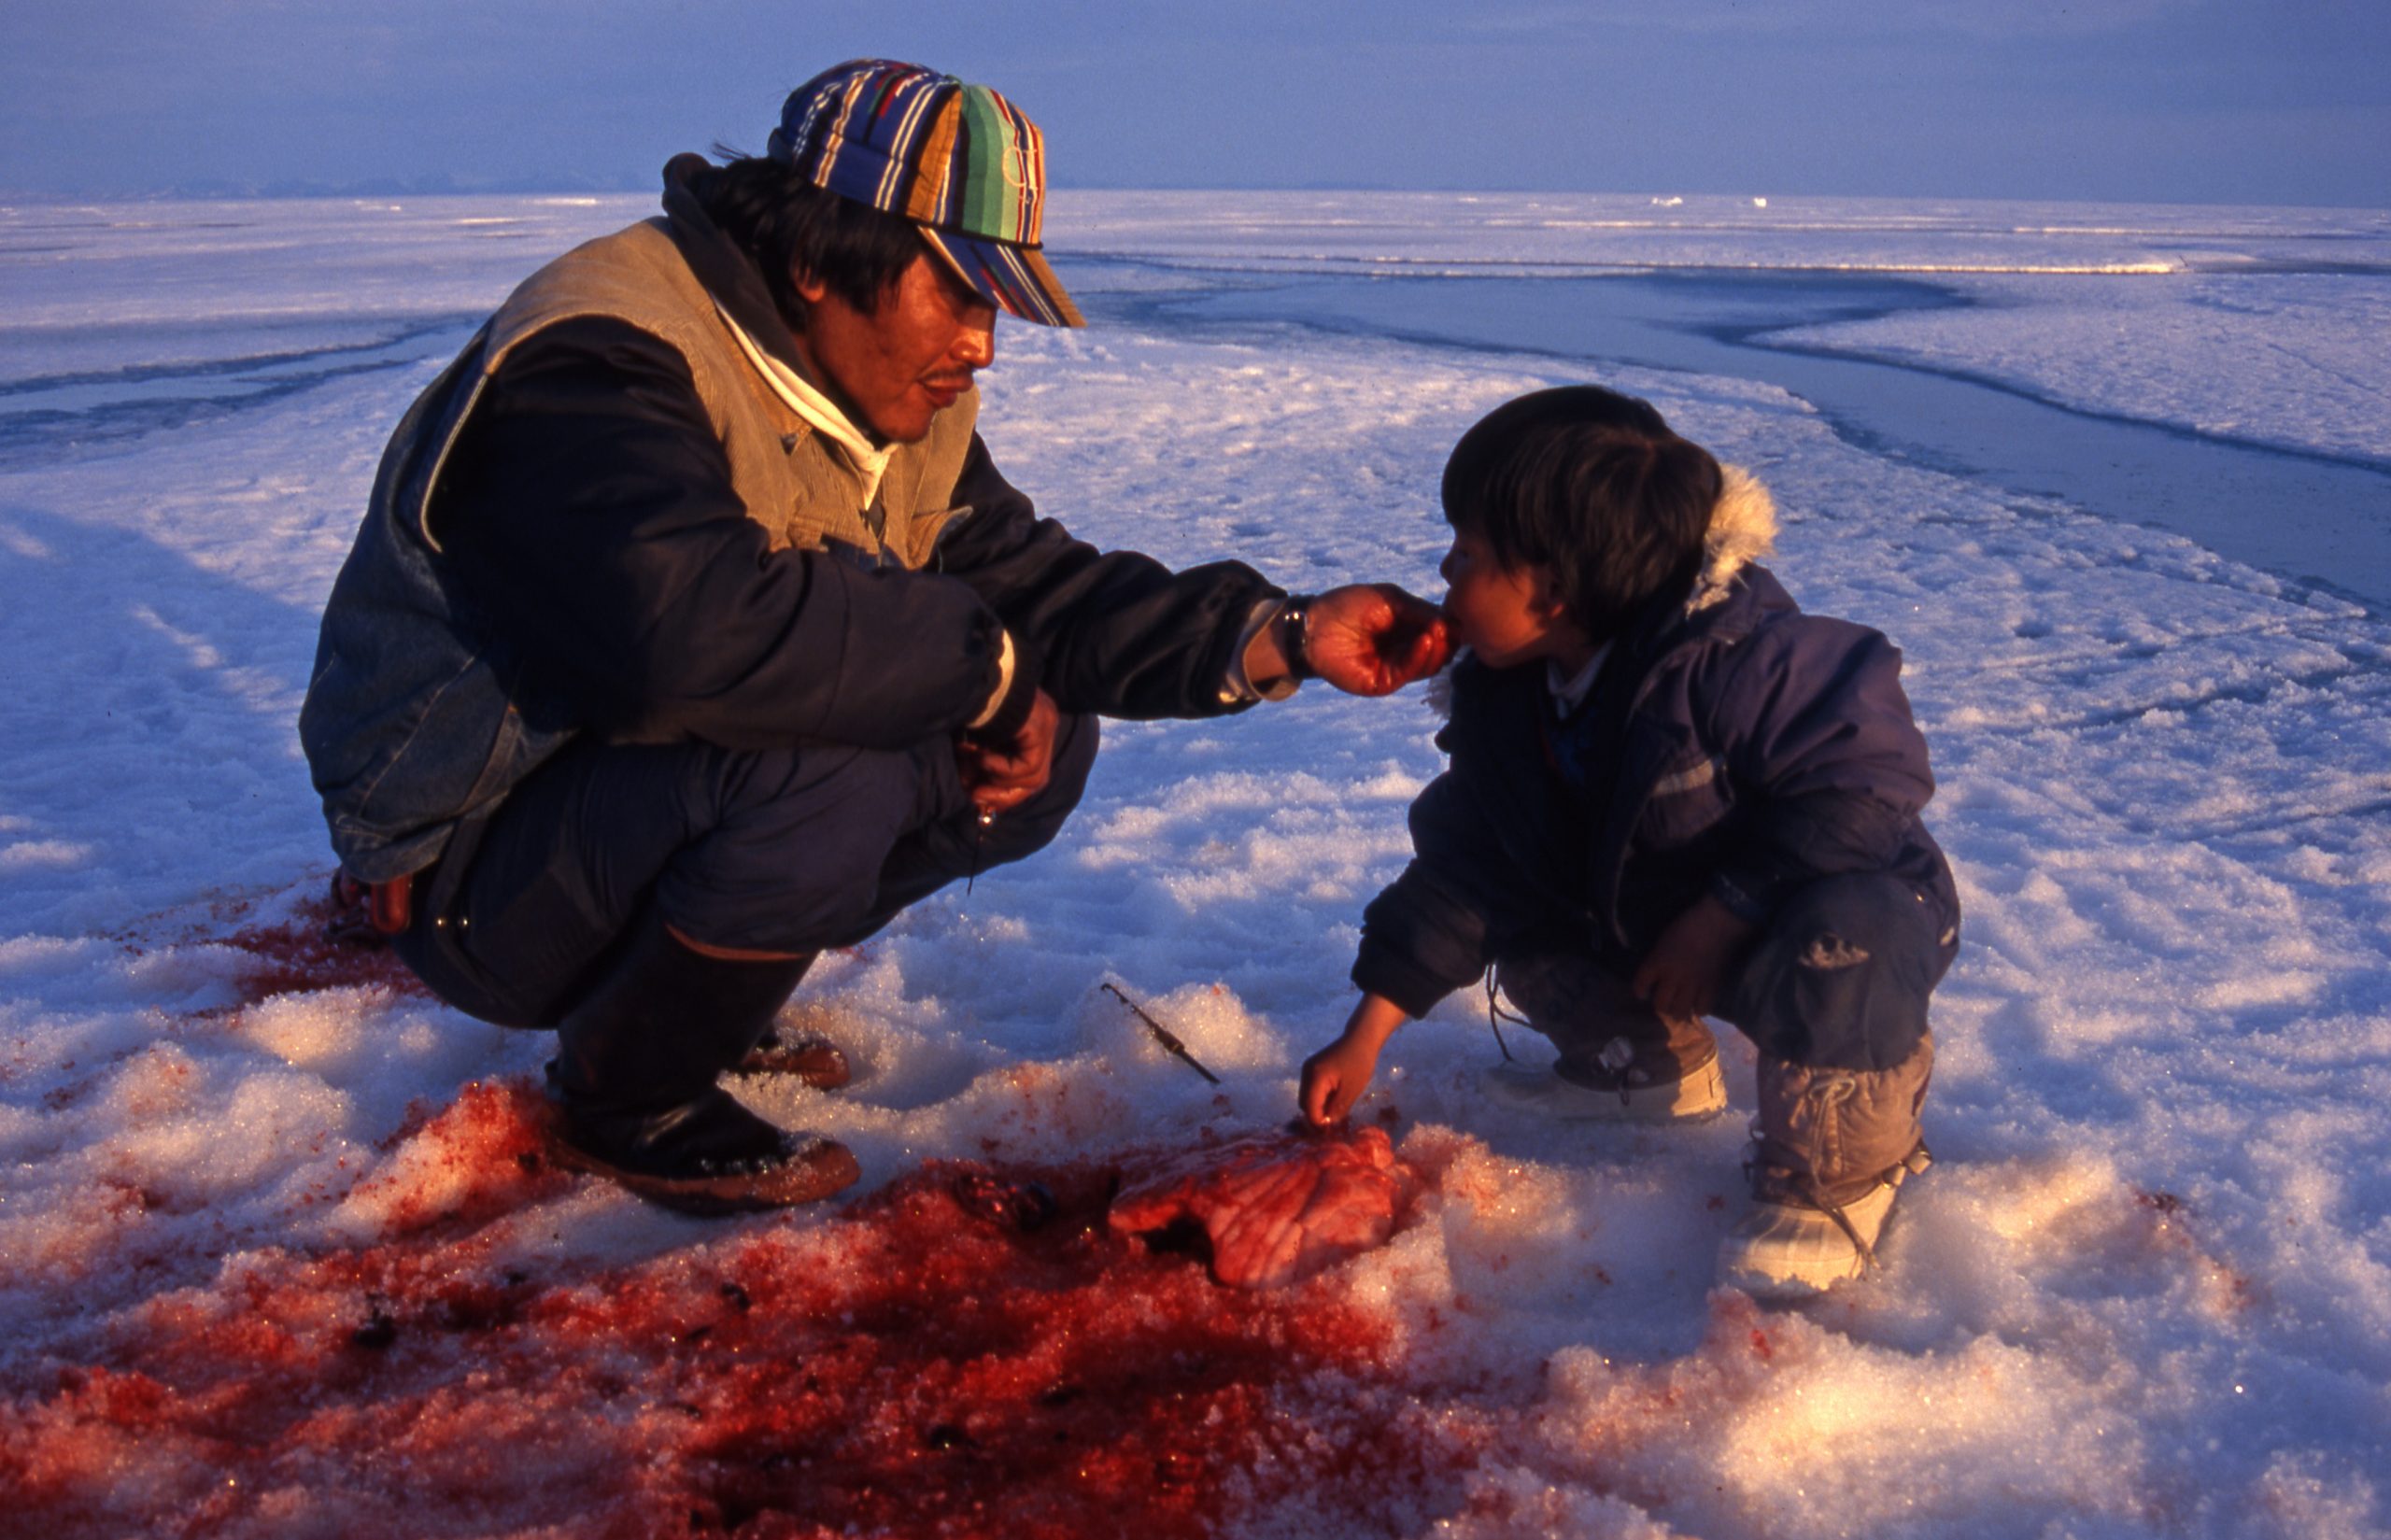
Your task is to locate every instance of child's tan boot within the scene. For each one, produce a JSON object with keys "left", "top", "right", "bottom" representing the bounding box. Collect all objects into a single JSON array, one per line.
[{"left": 1718, "top": 1033, "right": 1933, "bottom": 1297}]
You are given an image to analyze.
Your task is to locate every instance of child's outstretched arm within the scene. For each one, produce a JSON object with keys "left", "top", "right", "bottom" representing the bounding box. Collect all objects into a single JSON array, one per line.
[{"left": 1298, "top": 993, "right": 1409, "bottom": 1127}]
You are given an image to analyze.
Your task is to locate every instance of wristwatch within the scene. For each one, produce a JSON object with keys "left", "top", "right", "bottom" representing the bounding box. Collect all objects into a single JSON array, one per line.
[{"left": 1275, "top": 595, "right": 1317, "bottom": 684}]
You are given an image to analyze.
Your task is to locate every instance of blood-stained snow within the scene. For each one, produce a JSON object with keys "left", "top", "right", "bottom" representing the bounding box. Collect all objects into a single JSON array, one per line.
[{"left": 3, "top": 192, "right": 2388, "bottom": 1538}]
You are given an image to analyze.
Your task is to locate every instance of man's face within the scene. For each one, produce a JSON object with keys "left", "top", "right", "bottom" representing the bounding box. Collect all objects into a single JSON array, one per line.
[
  {"left": 1438, "top": 527, "right": 1579, "bottom": 670},
  {"left": 795, "top": 249, "right": 997, "bottom": 444}
]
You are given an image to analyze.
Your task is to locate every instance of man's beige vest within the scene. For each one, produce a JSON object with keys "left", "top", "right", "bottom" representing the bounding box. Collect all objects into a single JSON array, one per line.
[{"left": 434, "top": 218, "right": 978, "bottom": 568}]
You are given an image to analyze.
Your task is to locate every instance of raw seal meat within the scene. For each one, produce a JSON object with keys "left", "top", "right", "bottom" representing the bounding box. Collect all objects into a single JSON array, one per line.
[{"left": 1108, "top": 1125, "right": 1416, "bottom": 1289}]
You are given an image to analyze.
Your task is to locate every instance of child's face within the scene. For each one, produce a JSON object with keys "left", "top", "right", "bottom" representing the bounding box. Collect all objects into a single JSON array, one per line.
[{"left": 1438, "top": 528, "right": 1585, "bottom": 670}]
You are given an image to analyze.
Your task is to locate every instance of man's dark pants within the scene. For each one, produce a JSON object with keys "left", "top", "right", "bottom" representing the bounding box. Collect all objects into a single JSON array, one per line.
[{"left": 395, "top": 713, "right": 1100, "bottom": 1028}]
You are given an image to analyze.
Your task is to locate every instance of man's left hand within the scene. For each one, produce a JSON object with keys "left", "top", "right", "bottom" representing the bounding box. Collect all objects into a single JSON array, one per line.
[
  {"left": 1306, "top": 584, "right": 1451, "bottom": 696},
  {"left": 957, "top": 688, "right": 1060, "bottom": 816}
]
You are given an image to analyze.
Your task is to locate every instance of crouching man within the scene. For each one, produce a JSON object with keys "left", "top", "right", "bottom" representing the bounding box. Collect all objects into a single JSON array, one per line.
[{"left": 300, "top": 60, "right": 1447, "bottom": 1214}]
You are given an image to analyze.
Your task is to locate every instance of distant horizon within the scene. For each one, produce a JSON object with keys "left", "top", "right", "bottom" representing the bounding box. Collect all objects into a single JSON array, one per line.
[{"left": 7, "top": 179, "right": 2386, "bottom": 216}]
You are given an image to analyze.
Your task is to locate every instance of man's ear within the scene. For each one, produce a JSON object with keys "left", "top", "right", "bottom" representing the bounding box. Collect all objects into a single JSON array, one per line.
[{"left": 793, "top": 270, "right": 828, "bottom": 306}]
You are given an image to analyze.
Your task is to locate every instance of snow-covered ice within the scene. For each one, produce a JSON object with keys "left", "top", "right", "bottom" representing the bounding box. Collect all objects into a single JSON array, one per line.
[
  {"left": 1054, "top": 190, "right": 2391, "bottom": 466},
  {"left": 3, "top": 191, "right": 2389, "bottom": 1537}
]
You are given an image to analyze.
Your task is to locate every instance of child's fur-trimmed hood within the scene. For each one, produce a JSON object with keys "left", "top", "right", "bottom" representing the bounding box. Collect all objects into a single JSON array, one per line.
[{"left": 1686, "top": 461, "right": 1776, "bottom": 615}]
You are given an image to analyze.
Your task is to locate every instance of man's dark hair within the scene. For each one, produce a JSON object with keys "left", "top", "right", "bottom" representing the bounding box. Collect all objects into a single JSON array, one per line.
[
  {"left": 1440, "top": 385, "right": 1722, "bottom": 643},
  {"left": 686, "top": 155, "right": 927, "bottom": 333}
]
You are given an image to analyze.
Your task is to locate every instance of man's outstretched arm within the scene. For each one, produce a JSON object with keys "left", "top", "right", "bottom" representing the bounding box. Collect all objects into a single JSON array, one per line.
[
  {"left": 1238, "top": 585, "right": 1450, "bottom": 699},
  {"left": 932, "top": 436, "right": 1447, "bottom": 718}
]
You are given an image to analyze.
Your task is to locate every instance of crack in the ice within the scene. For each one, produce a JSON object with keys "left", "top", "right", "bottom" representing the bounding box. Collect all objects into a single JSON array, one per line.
[{"left": 0, "top": 318, "right": 479, "bottom": 466}]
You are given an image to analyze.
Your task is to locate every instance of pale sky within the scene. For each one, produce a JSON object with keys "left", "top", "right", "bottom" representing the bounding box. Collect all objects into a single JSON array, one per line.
[{"left": 4, "top": 0, "right": 2386, "bottom": 206}]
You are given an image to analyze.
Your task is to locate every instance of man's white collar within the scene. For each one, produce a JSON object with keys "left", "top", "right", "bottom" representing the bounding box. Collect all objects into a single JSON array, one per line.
[{"left": 712, "top": 300, "right": 894, "bottom": 507}]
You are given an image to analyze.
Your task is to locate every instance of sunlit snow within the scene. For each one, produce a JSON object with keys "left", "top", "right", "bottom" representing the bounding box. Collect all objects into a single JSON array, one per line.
[{"left": 3, "top": 191, "right": 2388, "bottom": 1537}]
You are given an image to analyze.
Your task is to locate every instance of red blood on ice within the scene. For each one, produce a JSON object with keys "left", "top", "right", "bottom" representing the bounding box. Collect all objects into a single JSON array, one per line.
[
  {"left": 1107, "top": 1124, "right": 1419, "bottom": 1289},
  {"left": 670, "top": 1163, "right": 1429, "bottom": 1537},
  {"left": 2, "top": 1113, "right": 1470, "bottom": 1539},
  {"left": 341, "top": 1079, "right": 575, "bottom": 1237},
  {"left": 212, "top": 885, "right": 428, "bottom": 1005},
  {"left": 2129, "top": 1187, "right": 2257, "bottom": 1313}
]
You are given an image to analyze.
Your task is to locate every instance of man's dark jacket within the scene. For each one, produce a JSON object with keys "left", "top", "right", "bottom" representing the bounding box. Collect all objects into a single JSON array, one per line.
[{"left": 301, "top": 159, "right": 1280, "bottom": 881}]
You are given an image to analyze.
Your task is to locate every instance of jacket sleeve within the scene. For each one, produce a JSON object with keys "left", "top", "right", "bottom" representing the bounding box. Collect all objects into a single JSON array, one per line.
[
  {"left": 1352, "top": 768, "right": 1555, "bottom": 1018},
  {"left": 930, "top": 436, "right": 1285, "bottom": 720},
  {"left": 433, "top": 318, "right": 1010, "bottom": 751},
  {"left": 1701, "top": 617, "right": 1937, "bottom": 921}
]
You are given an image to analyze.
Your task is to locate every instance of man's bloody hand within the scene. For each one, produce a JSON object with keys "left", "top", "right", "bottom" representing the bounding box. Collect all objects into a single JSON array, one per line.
[
  {"left": 957, "top": 688, "right": 1060, "bottom": 816},
  {"left": 1306, "top": 584, "right": 1451, "bottom": 697}
]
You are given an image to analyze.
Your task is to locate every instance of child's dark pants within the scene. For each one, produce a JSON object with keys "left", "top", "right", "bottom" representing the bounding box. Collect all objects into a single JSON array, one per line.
[
  {"left": 1721, "top": 873, "right": 1956, "bottom": 1072},
  {"left": 1502, "top": 872, "right": 1957, "bottom": 1076},
  {"left": 393, "top": 713, "right": 1100, "bottom": 1029}
]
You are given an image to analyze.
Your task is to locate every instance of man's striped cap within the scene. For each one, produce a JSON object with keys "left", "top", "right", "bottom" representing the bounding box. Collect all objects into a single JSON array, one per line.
[{"left": 770, "top": 59, "right": 1084, "bottom": 329}]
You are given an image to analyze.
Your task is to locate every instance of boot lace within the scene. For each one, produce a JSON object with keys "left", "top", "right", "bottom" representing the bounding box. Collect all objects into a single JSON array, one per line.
[
  {"left": 1596, "top": 1036, "right": 1638, "bottom": 1106},
  {"left": 1482, "top": 968, "right": 1522, "bottom": 1063},
  {"left": 1743, "top": 1073, "right": 1911, "bottom": 1274},
  {"left": 1798, "top": 1076, "right": 1876, "bottom": 1267}
]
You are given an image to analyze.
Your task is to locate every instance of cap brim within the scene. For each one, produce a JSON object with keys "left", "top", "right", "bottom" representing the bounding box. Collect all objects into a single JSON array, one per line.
[{"left": 920, "top": 227, "right": 1085, "bottom": 329}]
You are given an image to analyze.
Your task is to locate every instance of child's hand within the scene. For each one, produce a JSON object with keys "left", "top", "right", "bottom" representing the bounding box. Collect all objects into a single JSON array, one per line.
[
  {"left": 1298, "top": 993, "right": 1409, "bottom": 1126},
  {"left": 1633, "top": 893, "right": 1758, "bottom": 1021}
]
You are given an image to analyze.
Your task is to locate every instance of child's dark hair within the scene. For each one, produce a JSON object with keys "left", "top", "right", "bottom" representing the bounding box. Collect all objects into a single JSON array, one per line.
[
  {"left": 687, "top": 154, "right": 927, "bottom": 334},
  {"left": 1441, "top": 386, "right": 1722, "bottom": 642}
]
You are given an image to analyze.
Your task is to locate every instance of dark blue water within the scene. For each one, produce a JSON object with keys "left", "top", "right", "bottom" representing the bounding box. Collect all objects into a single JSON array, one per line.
[{"left": 1078, "top": 264, "right": 2391, "bottom": 612}]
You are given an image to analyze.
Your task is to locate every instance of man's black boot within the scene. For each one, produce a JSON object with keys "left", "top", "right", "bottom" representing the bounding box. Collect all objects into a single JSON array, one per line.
[
  {"left": 725, "top": 954, "right": 856, "bottom": 1089},
  {"left": 546, "top": 910, "right": 859, "bottom": 1214}
]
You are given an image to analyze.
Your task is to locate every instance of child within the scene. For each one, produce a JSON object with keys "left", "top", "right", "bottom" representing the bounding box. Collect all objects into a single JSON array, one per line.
[{"left": 1298, "top": 386, "right": 1959, "bottom": 1297}]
